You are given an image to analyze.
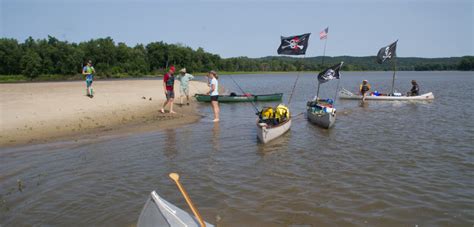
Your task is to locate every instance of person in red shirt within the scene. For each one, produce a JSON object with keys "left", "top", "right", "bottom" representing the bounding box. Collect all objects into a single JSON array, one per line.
[{"left": 160, "top": 66, "right": 176, "bottom": 114}]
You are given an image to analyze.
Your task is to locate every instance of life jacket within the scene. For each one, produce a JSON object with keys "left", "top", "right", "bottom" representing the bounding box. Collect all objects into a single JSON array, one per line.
[
  {"left": 274, "top": 104, "right": 290, "bottom": 121},
  {"left": 260, "top": 107, "right": 274, "bottom": 120},
  {"left": 360, "top": 83, "right": 371, "bottom": 93}
]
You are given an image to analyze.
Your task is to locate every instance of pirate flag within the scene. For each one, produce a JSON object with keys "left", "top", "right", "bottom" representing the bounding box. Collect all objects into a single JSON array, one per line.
[
  {"left": 317, "top": 62, "right": 343, "bottom": 84},
  {"left": 277, "top": 33, "right": 311, "bottom": 55},
  {"left": 377, "top": 40, "right": 398, "bottom": 64}
]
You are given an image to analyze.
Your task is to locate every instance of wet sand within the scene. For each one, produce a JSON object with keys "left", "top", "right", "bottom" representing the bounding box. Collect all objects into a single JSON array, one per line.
[{"left": 0, "top": 79, "right": 209, "bottom": 147}]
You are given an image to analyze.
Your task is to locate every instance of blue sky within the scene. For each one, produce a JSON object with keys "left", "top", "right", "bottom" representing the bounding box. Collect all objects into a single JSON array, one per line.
[{"left": 1, "top": 0, "right": 473, "bottom": 58}]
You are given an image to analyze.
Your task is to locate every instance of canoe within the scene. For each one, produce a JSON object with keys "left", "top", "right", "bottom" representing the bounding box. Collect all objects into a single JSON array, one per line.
[
  {"left": 137, "top": 191, "right": 214, "bottom": 227},
  {"left": 339, "top": 88, "right": 434, "bottom": 101},
  {"left": 306, "top": 99, "right": 336, "bottom": 129},
  {"left": 195, "top": 93, "right": 283, "bottom": 102},
  {"left": 256, "top": 118, "right": 291, "bottom": 143},
  {"left": 307, "top": 109, "right": 336, "bottom": 129}
]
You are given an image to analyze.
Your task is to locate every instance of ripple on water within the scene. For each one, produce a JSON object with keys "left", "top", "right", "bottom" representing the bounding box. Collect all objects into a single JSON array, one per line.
[{"left": 1, "top": 72, "right": 474, "bottom": 226}]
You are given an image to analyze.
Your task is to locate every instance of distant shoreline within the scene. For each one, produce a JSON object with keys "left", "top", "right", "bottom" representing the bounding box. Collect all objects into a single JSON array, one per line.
[{"left": 1, "top": 70, "right": 471, "bottom": 83}]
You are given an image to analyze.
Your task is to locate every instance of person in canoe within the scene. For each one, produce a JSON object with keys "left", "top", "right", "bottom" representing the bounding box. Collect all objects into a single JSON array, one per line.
[
  {"left": 176, "top": 68, "right": 194, "bottom": 106},
  {"left": 160, "top": 66, "right": 176, "bottom": 114},
  {"left": 82, "top": 60, "right": 96, "bottom": 98},
  {"left": 359, "top": 80, "right": 371, "bottom": 101},
  {"left": 207, "top": 70, "right": 220, "bottom": 122},
  {"left": 407, "top": 80, "right": 419, "bottom": 96}
]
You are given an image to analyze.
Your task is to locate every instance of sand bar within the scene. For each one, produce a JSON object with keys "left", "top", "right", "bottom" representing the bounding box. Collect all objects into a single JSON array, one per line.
[{"left": 0, "top": 79, "right": 209, "bottom": 147}]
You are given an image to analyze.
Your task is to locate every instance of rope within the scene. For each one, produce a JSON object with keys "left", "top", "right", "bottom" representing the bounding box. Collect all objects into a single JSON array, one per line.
[
  {"left": 288, "top": 55, "right": 305, "bottom": 105},
  {"left": 229, "top": 75, "right": 259, "bottom": 114}
]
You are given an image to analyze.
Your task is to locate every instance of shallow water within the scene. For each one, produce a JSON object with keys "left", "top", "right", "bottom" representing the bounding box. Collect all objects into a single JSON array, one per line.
[{"left": 1, "top": 72, "right": 473, "bottom": 226}]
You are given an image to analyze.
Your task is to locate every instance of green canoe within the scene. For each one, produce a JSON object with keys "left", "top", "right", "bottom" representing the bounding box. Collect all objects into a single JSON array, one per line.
[{"left": 195, "top": 93, "right": 283, "bottom": 102}]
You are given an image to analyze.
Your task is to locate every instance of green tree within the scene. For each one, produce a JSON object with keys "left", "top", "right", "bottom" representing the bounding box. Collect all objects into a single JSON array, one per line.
[
  {"left": 20, "top": 50, "right": 42, "bottom": 79},
  {"left": 0, "top": 38, "right": 22, "bottom": 74}
]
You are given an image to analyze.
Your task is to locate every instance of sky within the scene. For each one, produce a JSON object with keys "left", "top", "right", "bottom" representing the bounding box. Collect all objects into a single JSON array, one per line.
[{"left": 1, "top": 0, "right": 473, "bottom": 58}]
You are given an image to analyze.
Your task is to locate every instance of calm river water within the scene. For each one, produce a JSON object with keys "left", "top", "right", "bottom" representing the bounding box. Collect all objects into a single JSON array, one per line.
[{"left": 1, "top": 72, "right": 473, "bottom": 226}]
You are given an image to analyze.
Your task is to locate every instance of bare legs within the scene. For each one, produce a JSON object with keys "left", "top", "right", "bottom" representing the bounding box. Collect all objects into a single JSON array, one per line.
[
  {"left": 211, "top": 100, "right": 219, "bottom": 122},
  {"left": 86, "top": 85, "right": 93, "bottom": 98},
  {"left": 161, "top": 98, "right": 175, "bottom": 114}
]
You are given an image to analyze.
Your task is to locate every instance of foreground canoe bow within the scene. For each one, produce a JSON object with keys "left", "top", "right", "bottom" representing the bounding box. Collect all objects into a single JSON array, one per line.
[
  {"left": 195, "top": 93, "right": 283, "bottom": 102},
  {"left": 137, "top": 191, "right": 214, "bottom": 227},
  {"left": 339, "top": 88, "right": 434, "bottom": 101}
]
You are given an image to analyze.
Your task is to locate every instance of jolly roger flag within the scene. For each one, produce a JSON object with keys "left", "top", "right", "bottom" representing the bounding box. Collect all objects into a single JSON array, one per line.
[
  {"left": 277, "top": 33, "right": 311, "bottom": 55},
  {"left": 377, "top": 40, "right": 398, "bottom": 64},
  {"left": 317, "top": 62, "right": 344, "bottom": 84}
]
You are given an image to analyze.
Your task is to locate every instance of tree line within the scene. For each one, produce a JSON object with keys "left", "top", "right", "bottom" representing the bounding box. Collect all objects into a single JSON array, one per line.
[{"left": 0, "top": 36, "right": 472, "bottom": 80}]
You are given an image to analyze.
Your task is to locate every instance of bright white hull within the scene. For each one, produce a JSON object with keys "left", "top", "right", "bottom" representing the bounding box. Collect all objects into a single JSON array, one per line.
[
  {"left": 137, "top": 191, "right": 214, "bottom": 227},
  {"left": 256, "top": 119, "right": 291, "bottom": 144},
  {"left": 339, "top": 88, "right": 434, "bottom": 101},
  {"left": 307, "top": 109, "right": 336, "bottom": 129}
]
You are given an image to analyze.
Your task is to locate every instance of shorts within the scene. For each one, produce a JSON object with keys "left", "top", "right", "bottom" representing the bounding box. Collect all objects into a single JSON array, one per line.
[
  {"left": 180, "top": 86, "right": 189, "bottom": 96},
  {"left": 166, "top": 90, "right": 175, "bottom": 100},
  {"left": 86, "top": 80, "right": 93, "bottom": 87},
  {"left": 210, "top": 95, "right": 218, "bottom": 101}
]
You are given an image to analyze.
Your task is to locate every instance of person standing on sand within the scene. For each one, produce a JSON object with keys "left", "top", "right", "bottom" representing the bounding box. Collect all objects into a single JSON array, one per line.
[
  {"left": 82, "top": 60, "right": 96, "bottom": 98},
  {"left": 161, "top": 66, "right": 176, "bottom": 114},
  {"left": 176, "top": 68, "right": 194, "bottom": 106},
  {"left": 207, "top": 70, "right": 220, "bottom": 122}
]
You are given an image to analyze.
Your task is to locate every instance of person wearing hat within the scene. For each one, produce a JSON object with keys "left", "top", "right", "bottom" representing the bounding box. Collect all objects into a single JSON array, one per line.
[
  {"left": 82, "top": 60, "right": 96, "bottom": 98},
  {"left": 359, "top": 80, "right": 371, "bottom": 101},
  {"left": 160, "top": 66, "right": 176, "bottom": 114},
  {"left": 407, "top": 80, "right": 419, "bottom": 96},
  {"left": 207, "top": 70, "right": 219, "bottom": 122},
  {"left": 176, "top": 68, "right": 194, "bottom": 106}
]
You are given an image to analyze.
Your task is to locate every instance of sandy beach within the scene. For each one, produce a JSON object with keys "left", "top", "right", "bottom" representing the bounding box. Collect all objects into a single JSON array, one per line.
[{"left": 0, "top": 79, "right": 209, "bottom": 147}]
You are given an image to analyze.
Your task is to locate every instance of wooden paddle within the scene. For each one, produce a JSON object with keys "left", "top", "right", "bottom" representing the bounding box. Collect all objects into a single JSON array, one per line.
[{"left": 169, "top": 173, "right": 206, "bottom": 227}]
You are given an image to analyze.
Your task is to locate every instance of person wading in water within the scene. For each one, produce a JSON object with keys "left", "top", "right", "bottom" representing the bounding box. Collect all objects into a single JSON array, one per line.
[
  {"left": 359, "top": 80, "right": 371, "bottom": 101},
  {"left": 207, "top": 70, "right": 220, "bottom": 122},
  {"left": 408, "top": 80, "right": 419, "bottom": 96}
]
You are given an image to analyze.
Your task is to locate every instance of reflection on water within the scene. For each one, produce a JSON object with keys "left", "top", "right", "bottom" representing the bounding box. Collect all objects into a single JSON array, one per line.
[
  {"left": 212, "top": 122, "right": 220, "bottom": 152},
  {"left": 1, "top": 72, "right": 473, "bottom": 226}
]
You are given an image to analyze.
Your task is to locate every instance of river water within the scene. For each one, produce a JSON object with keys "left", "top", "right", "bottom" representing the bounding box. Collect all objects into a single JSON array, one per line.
[{"left": 1, "top": 72, "right": 473, "bottom": 226}]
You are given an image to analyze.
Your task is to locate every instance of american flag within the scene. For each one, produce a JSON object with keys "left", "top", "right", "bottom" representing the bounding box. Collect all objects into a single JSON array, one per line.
[{"left": 320, "top": 27, "right": 328, "bottom": 40}]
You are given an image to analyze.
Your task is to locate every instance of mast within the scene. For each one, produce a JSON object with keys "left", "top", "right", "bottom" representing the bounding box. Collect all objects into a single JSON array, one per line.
[
  {"left": 317, "top": 31, "right": 328, "bottom": 99},
  {"left": 390, "top": 57, "right": 397, "bottom": 95}
]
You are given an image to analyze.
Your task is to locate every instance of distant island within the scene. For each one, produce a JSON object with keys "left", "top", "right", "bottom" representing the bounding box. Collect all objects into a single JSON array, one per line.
[{"left": 1, "top": 36, "right": 473, "bottom": 82}]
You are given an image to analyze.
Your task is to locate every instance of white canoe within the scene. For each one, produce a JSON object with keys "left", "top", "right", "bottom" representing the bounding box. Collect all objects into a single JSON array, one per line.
[
  {"left": 137, "top": 191, "right": 214, "bottom": 227},
  {"left": 307, "top": 109, "right": 336, "bottom": 129},
  {"left": 256, "top": 119, "right": 291, "bottom": 144},
  {"left": 339, "top": 88, "right": 434, "bottom": 101}
]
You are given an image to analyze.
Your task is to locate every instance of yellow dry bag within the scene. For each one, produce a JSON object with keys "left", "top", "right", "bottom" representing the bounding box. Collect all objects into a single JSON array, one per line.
[{"left": 275, "top": 104, "right": 290, "bottom": 121}]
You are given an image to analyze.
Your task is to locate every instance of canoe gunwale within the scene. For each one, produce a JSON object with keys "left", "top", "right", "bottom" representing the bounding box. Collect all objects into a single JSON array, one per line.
[
  {"left": 339, "top": 88, "right": 434, "bottom": 100},
  {"left": 195, "top": 93, "right": 283, "bottom": 102}
]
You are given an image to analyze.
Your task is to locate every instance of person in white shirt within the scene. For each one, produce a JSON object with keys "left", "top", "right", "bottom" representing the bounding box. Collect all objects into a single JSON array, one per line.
[{"left": 207, "top": 70, "right": 220, "bottom": 122}]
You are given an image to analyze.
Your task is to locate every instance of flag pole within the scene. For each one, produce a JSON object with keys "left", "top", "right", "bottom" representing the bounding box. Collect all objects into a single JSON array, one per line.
[
  {"left": 333, "top": 62, "right": 344, "bottom": 105},
  {"left": 318, "top": 28, "right": 328, "bottom": 99},
  {"left": 390, "top": 57, "right": 397, "bottom": 95},
  {"left": 288, "top": 55, "right": 305, "bottom": 105},
  {"left": 321, "top": 35, "right": 328, "bottom": 67},
  {"left": 316, "top": 81, "right": 321, "bottom": 99}
]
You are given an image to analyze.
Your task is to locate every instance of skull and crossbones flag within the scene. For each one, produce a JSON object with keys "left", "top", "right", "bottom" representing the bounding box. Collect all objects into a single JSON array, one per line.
[
  {"left": 277, "top": 33, "right": 311, "bottom": 55},
  {"left": 317, "top": 62, "right": 343, "bottom": 84},
  {"left": 376, "top": 40, "right": 398, "bottom": 64}
]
